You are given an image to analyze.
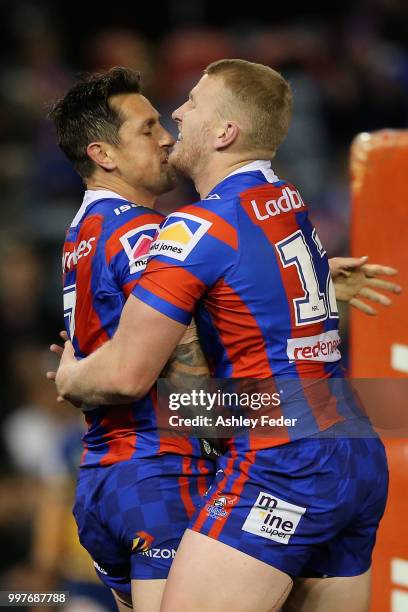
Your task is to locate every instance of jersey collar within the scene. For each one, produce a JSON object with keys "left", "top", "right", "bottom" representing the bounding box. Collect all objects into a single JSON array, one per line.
[
  {"left": 71, "top": 190, "right": 126, "bottom": 228},
  {"left": 224, "top": 160, "right": 279, "bottom": 183}
]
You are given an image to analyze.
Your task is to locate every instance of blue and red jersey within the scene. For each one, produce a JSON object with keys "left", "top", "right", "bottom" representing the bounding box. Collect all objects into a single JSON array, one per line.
[
  {"left": 134, "top": 161, "right": 361, "bottom": 450},
  {"left": 63, "top": 189, "right": 205, "bottom": 467}
]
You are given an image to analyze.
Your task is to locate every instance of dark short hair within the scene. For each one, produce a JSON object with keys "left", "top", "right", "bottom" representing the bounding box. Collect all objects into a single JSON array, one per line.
[{"left": 49, "top": 67, "right": 142, "bottom": 178}]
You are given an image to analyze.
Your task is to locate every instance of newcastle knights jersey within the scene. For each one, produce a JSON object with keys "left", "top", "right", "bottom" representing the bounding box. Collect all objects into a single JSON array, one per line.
[
  {"left": 62, "top": 190, "right": 205, "bottom": 466},
  {"left": 133, "top": 161, "right": 364, "bottom": 450}
]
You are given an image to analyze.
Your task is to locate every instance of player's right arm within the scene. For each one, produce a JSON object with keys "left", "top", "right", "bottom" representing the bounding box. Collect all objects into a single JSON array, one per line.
[
  {"left": 103, "top": 211, "right": 212, "bottom": 396},
  {"left": 52, "top": 206, "right": 232, "bottom": 405},
  {"left": 52, "top": 209, "right": 212, "bottom": 404}
]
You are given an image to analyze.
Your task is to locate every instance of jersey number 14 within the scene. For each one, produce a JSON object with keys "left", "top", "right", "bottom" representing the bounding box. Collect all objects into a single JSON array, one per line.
[{"left": 276, "top": 229, "right": 338, "bottom": 326}]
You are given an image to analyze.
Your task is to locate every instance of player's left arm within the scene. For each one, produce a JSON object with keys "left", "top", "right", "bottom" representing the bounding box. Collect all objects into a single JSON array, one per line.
[
  {"left": 52, "top": 295, "right": 188, "bottom": 405},
  {"left": 329, "top": 256, "right": 401, "bottom": 315}
]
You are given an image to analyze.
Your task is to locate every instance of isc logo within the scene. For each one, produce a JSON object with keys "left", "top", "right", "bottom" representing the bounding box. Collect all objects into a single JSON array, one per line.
[
  {"left": 114, "top": 204, "right": 140, "bottom": 216},
  {"left": 242, "top": 491, "right": 306, "bottom": 544}
]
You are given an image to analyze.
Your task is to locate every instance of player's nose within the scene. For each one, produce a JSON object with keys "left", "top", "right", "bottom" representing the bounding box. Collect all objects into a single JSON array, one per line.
[
  {"left": 160, "top": 127, "right": 175, "bottom": 147},
  {"left": 172, "top": 102, "right": 186, "bottom": 123}
]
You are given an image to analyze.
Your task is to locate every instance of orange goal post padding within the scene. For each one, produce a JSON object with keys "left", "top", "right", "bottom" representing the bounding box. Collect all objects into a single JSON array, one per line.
[{"left": 350, "top": 130, "right": 408, "bottom": 612}]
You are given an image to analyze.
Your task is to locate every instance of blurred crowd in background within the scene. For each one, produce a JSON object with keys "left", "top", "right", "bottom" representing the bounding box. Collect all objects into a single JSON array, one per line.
[{"left": 0, "top": 0, "right": 407, "bottom": 609}]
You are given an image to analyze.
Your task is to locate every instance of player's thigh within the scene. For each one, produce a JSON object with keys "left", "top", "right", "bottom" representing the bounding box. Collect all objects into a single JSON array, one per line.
[
  {"left": 112, "top": 589, "right": 133, "bottom": 611},
  {"left": 283, "top": 569, "right": 371, "bottom": 612},
  {"left": 131, "top": 579, "right": 166, "bottom": 612},
  {"left": 160, "top": 529, "right": 293, "bottom": 612}
]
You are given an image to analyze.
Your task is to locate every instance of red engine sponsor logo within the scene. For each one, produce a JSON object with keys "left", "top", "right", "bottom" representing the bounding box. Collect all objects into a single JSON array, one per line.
[
  {"left": 63, "top": 237, "right": 96, "bottom": 272},
  {"left": 287, "top": 331, "right": 341, "bottom": 362}
]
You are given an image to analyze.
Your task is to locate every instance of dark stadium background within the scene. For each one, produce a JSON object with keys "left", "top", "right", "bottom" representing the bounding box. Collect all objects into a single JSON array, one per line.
[{"left": 0, "top": 0, "right": 406, "bottom": 609}]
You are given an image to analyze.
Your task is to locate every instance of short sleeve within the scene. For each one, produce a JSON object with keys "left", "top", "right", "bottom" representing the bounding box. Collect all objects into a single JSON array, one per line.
[
  {"left": 132, "top": 206, "right": 239, "bottom": 324},
  {"left": 104, "top": 210, "right": 163, "bottom": 297}
]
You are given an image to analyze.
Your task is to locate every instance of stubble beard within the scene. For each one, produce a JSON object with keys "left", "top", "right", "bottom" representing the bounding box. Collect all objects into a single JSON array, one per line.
[
  {"left": 169, "top": 127, "right": 210, "bottom": 180},
  {"left": 142, "top": 163, "right": 178, "bottom": 196}
]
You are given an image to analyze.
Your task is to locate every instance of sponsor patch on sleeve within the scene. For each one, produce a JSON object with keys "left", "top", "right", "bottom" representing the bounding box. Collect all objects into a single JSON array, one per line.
[
  {"left": 119, "top": 223, "right": 160, "bottom": 274},
  {"left": 149, "top": 212, "right": 212, "bottom": 262}
]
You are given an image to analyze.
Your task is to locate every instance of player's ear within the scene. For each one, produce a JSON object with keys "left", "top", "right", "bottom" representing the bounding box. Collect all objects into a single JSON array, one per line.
[
  {"left": 214, "top": 122, "right": 240, "bottom": 151},
  {"left": 86, "top": 142, "right": 117, "bottom": 171}
]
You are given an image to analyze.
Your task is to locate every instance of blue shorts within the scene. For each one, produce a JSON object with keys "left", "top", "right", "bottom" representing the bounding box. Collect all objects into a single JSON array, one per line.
[
  {"left": 190, "top": 434, "right": 388, "bottom": 578},
  {"left": 73, "top": 454, "right": 215, "bottom": 594}
]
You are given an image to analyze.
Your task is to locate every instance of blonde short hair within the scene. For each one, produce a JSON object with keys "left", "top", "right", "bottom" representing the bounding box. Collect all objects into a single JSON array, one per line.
[{"left": 204, "top": 59, "right": 292, "bottom": 156}]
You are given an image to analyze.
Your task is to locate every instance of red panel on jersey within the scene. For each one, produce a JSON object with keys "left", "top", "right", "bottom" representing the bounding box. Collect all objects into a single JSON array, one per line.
[
  {"left": 138, "top": 259, "right": 206, "bottom": 311},
  {"left": 99, "top": 407, "right": 137, "bottom": 466},
  {"left": 184, "top": 205, "right": 238, "bottom": 250},
  {"left": 75, "top": 215, "right": 110, "bottom": 354},
  {"left": 205, "top": 278, "right": 274, "bottom": 378}
]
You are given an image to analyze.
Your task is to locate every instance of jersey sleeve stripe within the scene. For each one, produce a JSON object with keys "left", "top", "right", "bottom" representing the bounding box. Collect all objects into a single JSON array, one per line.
[
  {"left": 184, "top": 205, "right": 238, "bottom": 250},
  {"left": 138, "top": 259, "right": 206, "bottom": 311},
  {"left": 133, "top": 284, "right": 192, "bottom": 325}
]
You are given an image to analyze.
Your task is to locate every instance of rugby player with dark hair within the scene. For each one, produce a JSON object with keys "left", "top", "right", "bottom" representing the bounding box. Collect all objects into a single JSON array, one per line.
[{"left": 50, "top": 67, "right": 216, "bottom": 612}]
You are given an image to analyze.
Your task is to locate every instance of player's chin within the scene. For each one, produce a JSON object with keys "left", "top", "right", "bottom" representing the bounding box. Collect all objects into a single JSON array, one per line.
[
  {"left": 168, "top": 147, "right": 188, "bottom": 174},
  {"left": 169, "top": 140, "right": 185, "bottom": 162},
  {"left": 156, "top": 166, "right": 178, "bottom": 194}
]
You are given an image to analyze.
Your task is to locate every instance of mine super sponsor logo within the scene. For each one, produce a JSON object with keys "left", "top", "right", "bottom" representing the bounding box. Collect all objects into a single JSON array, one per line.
[
  {"left": 250, "top": 186, "right": 305, "bottom": 221},
  {"left": 287, "top": 330, "right": 341, "bottom": 362},
  {"left": 149, "top": 212, "right": 212, "bottom": 261},
  {"left": 242, "top": 491, "right": 306, "bottom": 544}
]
